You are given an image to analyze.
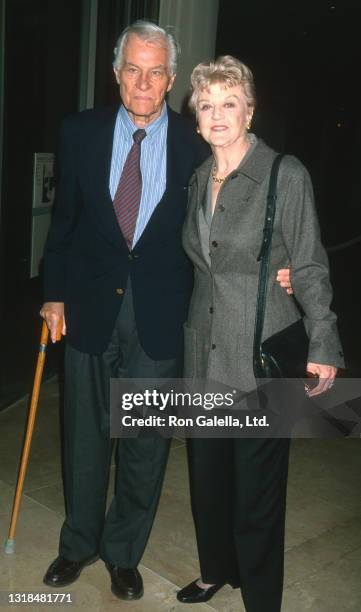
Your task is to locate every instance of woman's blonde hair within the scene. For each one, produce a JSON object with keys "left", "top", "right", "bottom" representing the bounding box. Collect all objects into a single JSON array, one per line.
[{"left": 189, "top": 55, "right": 256, "bottom": 113}]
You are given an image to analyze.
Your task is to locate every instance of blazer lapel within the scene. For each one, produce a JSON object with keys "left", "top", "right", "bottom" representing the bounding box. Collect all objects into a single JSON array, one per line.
[
  {"left": 88, "top": 106, "right": 129, "bottom": 251},
  {"left": 194, "top": 157, "right": 214, "bottom": 270},
  {"left": 207, "top": 139, "right": 276, "bottom": 273}
]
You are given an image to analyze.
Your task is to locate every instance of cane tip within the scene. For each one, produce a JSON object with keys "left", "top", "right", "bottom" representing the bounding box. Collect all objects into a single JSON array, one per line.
[{"left": 4, "top": 539, "right": 15, "bottom": 554}]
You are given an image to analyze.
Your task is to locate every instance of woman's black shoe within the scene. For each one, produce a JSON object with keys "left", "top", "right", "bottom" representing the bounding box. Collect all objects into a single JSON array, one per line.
[{"left": 176, "top": 579, "right": 224, "bottom": 603}]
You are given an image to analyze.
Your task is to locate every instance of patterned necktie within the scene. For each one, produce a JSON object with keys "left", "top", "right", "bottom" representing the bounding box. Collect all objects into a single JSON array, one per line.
[{"left": 113, "top": 128, "right": 146, "bottom": 250}]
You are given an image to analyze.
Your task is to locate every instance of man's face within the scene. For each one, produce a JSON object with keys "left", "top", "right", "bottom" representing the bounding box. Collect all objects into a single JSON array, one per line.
[{"left": 114, "top": 34, "right": 175, "bottom": 127}]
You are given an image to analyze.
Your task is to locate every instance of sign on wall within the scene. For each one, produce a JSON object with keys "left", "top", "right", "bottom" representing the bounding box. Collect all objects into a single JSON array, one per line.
[{"left": 30, "top": 153, "right": 55, "bottom": 278}]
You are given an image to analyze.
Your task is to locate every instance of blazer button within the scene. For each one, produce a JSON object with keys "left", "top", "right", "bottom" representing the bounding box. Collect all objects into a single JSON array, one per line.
[
  {"left": 211, "top": 240, "right": 218, "bottom": 248},
  {"left": 116, "top": 288, "right": 124, "bottom": 295},
  {"left": 128, "top": 254, "right": 133, "bottom": 261},
  {"left": 211, "top": 343, "right": 216, "bottom": 349},
  {"left": 218, "top": 204, "right": 225, "bottom": 212},
  {"left": 209, "top": 307, "right": 214, "bottom": 314}
]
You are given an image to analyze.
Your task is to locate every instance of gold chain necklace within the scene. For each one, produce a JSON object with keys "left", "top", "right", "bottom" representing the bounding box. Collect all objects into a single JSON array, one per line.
[
  {"left": 212, "top": 166, "right": 225, "bottom": 183},
  {"left": 212, "top": 136, "right": 252, "bottom": 184}
]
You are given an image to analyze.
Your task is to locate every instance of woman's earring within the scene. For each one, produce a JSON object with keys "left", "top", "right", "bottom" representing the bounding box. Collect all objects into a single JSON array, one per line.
[{"left": 196, "top": 126, "right": 200, "bottom": 134}]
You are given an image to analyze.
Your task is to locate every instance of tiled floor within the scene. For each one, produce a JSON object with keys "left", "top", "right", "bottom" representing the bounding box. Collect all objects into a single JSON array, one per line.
[{"left": 1, "top": 378, "right": 361, "bottom": 611}]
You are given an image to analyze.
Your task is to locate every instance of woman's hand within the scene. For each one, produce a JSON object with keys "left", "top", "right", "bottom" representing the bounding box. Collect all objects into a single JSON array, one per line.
[
  {"left": 276, "top": 267, "right": 293, "bottom": 295},
  {"left": 305, "top": 362, "right": 337, "bottom": 396}
]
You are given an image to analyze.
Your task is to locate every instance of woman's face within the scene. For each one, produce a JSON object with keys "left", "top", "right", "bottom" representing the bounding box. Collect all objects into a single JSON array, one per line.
[{"left": 196, "top": 82, "right": 253, "bottom": 150}]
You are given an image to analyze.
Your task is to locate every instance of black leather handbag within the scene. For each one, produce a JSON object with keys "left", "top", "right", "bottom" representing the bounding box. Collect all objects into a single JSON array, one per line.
[{"left": 253, "top": 153, "right": 309, "bottom": 379}]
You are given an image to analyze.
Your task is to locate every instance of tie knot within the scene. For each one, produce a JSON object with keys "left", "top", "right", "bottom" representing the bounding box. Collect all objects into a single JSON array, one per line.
[{"left": 133, "top": 129, "right": 146, "bottom": 144}]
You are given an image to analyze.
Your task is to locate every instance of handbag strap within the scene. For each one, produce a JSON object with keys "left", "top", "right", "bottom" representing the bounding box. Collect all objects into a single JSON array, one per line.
[{"left": 253, "top": 153, "right": 284, "bottom": 368}]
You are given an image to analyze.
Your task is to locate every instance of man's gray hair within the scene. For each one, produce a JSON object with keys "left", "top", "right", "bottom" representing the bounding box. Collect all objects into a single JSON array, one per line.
[{"left": 113, "top": 20, "right": 180, "bottom": 75}]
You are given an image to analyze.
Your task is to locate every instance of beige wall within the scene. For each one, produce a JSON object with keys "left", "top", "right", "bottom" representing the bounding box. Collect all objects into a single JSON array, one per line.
[{"left": 159, "top": 0, "right": 219, "bottom": 113}]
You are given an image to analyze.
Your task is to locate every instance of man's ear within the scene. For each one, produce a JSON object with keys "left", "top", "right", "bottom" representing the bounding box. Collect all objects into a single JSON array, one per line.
[
  {"left": 113, "top": 67, "right": 120, "bottom": 84},
  {"left": 167, "top": 74, "right": 176, "bottom": 93}
]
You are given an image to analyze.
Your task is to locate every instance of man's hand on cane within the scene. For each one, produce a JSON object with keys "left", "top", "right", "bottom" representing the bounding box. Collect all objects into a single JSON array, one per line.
[{"left": 40, "top": 302, "right": 66, "bottom": 343}]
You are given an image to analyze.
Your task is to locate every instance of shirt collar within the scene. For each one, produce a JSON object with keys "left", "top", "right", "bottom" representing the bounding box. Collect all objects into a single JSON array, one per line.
[{"left": 118, "top": 103, "right": 168, "bottom": 141}]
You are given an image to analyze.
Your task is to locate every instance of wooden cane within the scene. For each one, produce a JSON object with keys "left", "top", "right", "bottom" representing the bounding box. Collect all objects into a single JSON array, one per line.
[{"left": 5, "top": 318, "right": 63, "bottom": 554}]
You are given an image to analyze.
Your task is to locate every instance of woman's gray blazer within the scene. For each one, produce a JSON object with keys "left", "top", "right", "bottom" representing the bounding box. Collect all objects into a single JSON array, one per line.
[{"left": 182, "top": 138, "right": 344, "bottom": 391}]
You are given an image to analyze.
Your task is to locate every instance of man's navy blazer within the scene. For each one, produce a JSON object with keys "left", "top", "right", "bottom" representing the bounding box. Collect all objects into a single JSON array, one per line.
[{"left": 43, "top": 105, "right": 210, "bottom": 357}]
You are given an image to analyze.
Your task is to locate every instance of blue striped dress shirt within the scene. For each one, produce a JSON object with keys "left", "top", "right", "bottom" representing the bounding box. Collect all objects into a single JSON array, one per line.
[{"left": 109, "top": 103, "right": 168, "bottom": 248}]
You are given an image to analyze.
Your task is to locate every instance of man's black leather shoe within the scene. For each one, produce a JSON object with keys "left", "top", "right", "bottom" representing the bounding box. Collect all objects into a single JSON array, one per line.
[
  {"left": 176, "top": 579, "right": 224, "bottom": 604},
  {"left": 43, "top": 554, "right": 99, "bottom": 587},
  {"left": 106, "top": 564, "right": 144, "bottom": 600}
]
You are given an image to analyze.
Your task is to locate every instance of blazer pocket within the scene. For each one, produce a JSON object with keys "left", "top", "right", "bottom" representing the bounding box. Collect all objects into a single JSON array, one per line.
[{"left": 183, "top": 323, "right": 197, "bottom": 379}]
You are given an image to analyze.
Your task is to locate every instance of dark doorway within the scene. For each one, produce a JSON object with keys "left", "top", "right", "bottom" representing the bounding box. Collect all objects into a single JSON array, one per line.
[
  {"left": 0, "top": 0, "right": 83, "bottom": 408},
  {"left": 216, "top": 0, "right": 361, "bottom": 372}
]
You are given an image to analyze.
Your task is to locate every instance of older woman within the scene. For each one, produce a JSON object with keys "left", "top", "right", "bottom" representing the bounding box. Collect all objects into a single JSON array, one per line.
[{"left": 176, "top": 57, "right": 344, "bottom": 611}]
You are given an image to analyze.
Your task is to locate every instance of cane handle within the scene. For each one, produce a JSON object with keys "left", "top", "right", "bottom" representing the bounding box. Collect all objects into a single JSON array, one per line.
[
  {"left": 55, "top": 317, "right": 63, "bottom": 342},
  {"left": 40, "top": 320, "right": 49, "bottom": 346}
]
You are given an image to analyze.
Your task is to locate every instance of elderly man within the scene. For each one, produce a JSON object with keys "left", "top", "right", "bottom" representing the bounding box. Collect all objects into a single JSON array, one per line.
[{"left": 40, "top": 20, "right": 292, "bottom": 601}]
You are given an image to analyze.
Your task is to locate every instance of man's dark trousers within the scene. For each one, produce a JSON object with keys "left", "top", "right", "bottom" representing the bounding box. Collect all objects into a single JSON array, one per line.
[{"left": 59, "top": 281, "right": 182, "bottom": 567}]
